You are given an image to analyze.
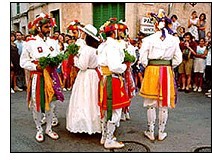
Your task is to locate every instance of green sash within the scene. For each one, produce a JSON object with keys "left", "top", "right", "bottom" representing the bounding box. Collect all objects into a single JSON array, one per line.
[
  {"left": 40, "top": 76, "right": 45, "bottom": 113},
  {"left": 106, "top": 75, "right": 113, "bottom": 121}
]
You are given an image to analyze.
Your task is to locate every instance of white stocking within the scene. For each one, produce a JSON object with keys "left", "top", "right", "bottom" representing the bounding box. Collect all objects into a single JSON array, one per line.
[
  {"left": 147, "top": 107, "right": 156, "bottom": 132},
  {"left": 158, "top": 107, "right": 168, "bottom": 133},
  {"left": 32, "top": 108, "right": 43, "bottom": 132},
  {"left": 45, "top": 102, "right": 55, "bottom": 133}
]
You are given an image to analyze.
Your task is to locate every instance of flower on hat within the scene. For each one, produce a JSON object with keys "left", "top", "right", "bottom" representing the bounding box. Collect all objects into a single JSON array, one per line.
[
  {"left": 117, "top": 24, "right": 128, "bottom": 31},
  {"left": 28, "top": 21, "right": 36, "bottom": 35},
  {"left": 109, "top": 17, "right": 118, "bottom": 23},
  {"left": 158, "top": 9, "right": 165, "bottom": 18},
  {"left": 100, "top": 18, "right": 119, "bottom": 33},
  {"left": 99, "top": 21, "right": 110, "bottom": 32},
  {"left": 28, "top": 22, "right": 34, "bottom": 29},
  {"left": 104, "top": 25, "right": 117, "bottom": 33},
  {"left": 147, "top": 9, "right": 173, "bottom": 39},
  {"left": 117, "top": 20, "right": 128, "bottom": 31},
  {"left": 67, "top": 20, "right": 82, "bottom": 31},
  {"left": 50, "top": 18, "right": 56, "bottom": 28},
  {"left": 35, "top": 13, "right": 55, "bottom": 27}
]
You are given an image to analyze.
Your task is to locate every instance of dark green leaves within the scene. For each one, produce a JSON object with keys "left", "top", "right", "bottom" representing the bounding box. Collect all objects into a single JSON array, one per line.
[
  {"left": 123, "top": 49, "right": 136, "bottom": 63},
  {"left": 65, "top": 43, "right": 80, "bottom": 56},
  {"left": 39, "top": 53, "right": 65, "bottom": 69},
  {"left": 39, "top": 43, "right": 80, "bottom": 69}
]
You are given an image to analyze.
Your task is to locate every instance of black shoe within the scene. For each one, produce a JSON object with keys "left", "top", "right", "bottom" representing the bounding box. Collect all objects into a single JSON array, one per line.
[
  {"left": 178, "top": 87, "right": 185, "bottom": 92},
  {"left": 185, "top": 88, "right": 190, "bottom": 93}
]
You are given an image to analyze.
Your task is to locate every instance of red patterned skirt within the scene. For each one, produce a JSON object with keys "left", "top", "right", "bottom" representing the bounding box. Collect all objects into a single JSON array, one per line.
[{"left": 99, "top": 75, "right": 130, "bottom": 110}]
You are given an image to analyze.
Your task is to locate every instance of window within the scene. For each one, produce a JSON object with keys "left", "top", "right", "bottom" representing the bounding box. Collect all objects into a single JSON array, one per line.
[
  {"left": 22, "top": 26, "right": 26, "bottom": 35},
  {"left": 17, "top": 3, "right": 20, "bottom": 14},
  {"left": 93, "top": 3, "right": 125, "bottom": 29},
  {"left": 51, "top": 9, "right": 60, "bottom": 33}
]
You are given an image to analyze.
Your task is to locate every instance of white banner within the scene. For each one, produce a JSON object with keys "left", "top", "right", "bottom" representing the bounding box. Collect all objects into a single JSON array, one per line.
[
  {"left": 140, "top": 26, "right": 155, "bottom": 34},
  {"left": 140, "top": 17, "right": 154, "bottom": 26},
  {"left": 140, "top": 17, "right": 154, "bottom": 34}
]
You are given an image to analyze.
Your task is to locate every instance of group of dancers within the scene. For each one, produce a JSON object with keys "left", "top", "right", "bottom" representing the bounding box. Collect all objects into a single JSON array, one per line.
[{"left": 20, "top": 9, "right": 182, "bottom": 149}]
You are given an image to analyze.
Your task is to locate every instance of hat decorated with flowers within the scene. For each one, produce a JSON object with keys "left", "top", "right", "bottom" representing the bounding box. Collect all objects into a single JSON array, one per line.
[
  {"left": 147, "top": 9, "right": 173, "bottom": 39},
  {"left": 78, "top": 24, "right": 100, "bottom": 41},
  {"left": 117, "top": 19, "right": 128, "bottom": 31},
  {"left": 99, "top": 17, "right": 118, "bottom": 33},
  {"left": 117, "top": 19, "right": 129, "bottom": 38},
  {"left": 28, "top": 13, "right": 56, "bottom": 35},
  {"left": 67, "top": 20, "right": 84, "bottom": 32}
]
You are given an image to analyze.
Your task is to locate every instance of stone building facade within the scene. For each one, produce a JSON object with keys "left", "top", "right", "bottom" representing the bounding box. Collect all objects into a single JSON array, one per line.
[
  {"left": 11, "top": 2, "right": 211, "bottom": 38},
  {"left": 11, "top": 3, "right": 29, "bottom": 33}
]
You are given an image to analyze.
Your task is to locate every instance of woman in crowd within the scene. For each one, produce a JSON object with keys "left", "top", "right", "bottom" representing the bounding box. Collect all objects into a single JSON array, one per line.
[
  {"left": 188, "top": 11, "right": 199, "bottom": 42},
  {"left": 198, "top": 13, "right": 207, "bottom": 40},
  {"left": 193, "top": 38, "right": 207, "bottom": 92},
  {"left": 11, "top": 32, "right": 23, "bottom": 93}
]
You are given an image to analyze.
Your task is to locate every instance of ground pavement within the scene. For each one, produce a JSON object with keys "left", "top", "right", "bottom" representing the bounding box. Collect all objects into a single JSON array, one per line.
[{"left": 10, "top": 90, "right": 211, "bottom": 153}]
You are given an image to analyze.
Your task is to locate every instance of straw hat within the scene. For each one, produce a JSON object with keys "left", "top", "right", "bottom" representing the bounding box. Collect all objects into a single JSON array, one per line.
[{"left": 78, "top": 24, "right": 100, "bottom": 41}]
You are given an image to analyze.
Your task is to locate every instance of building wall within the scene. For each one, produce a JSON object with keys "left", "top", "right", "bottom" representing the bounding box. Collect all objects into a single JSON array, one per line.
[
  {"left": 11, "top": 3, "right": 29, "bottom": 34},
  {"left": 11, "top": 3, "right": 16, "bottom": 17},
  {"left": 61, "top": 3, "right": 92, "bottom": 33},
  {"left": 11, "top": 2, "right": 211, "bottom": 38},
  {"left": 126, "top": 3, "right": 138, "bottom": 38}
]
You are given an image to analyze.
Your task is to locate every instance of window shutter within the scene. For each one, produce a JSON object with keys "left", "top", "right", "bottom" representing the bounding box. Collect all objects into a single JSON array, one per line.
[
  {"left": 93, "top": 3, "right": 125, "bottom": 30},
  {"left": 51, "top": 10, "right": 60, "bottom": 33}
]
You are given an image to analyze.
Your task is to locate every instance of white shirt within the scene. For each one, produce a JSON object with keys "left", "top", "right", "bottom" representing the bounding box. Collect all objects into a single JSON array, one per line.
[
  {"left": 139, "top": 31, "right": 182, "bottom": 68},
  {"left": 75, "top": 38, "right": 86, "bottom": 55},
  {"left": 20, "top": 35, "right": 60, "bottom": 71},
  {"left": 74, "top": 45, "right": 98, "bottom": 70},
  {"left": 98, "top": 37, "right": 126, "bottom": 74},
  {"left": 171, "top": 21, "right": 180, "bottom": 33},
  {"left": 196, "top": 46, "right": 206, "bottom": 55},
  {"left": 206, "top": 48, "right": 211, "bottom": 66},
  {"left": 14, "top": 40, "right": 24, "bottom": 55}
]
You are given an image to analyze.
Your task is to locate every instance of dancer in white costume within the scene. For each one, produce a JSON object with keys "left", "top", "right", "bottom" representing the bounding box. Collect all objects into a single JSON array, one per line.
[
  {"left": 98, "top": 18, "right": 130, "bottom": 149},
  {"left": 20, "top": 13, "right": 64, "bottom": 142},
  {"left": 139, "top": 9, "right": 182, "bottom": 141}
]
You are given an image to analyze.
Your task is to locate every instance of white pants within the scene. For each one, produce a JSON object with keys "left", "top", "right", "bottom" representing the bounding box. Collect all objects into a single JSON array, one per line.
[
  {"left": 31, "top": 101, "right": 56, "bottom": 133},
  {"left": 110, "top": 108, "right": 122, "bottom": 127},
  {"left": 101, "top": 108, "right": 122, "bottom": 135}
]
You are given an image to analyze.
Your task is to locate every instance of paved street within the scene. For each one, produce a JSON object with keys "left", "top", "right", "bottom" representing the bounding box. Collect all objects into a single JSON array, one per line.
[{"left": 10, "top": 90, "right": 211, "bottom": 153}]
